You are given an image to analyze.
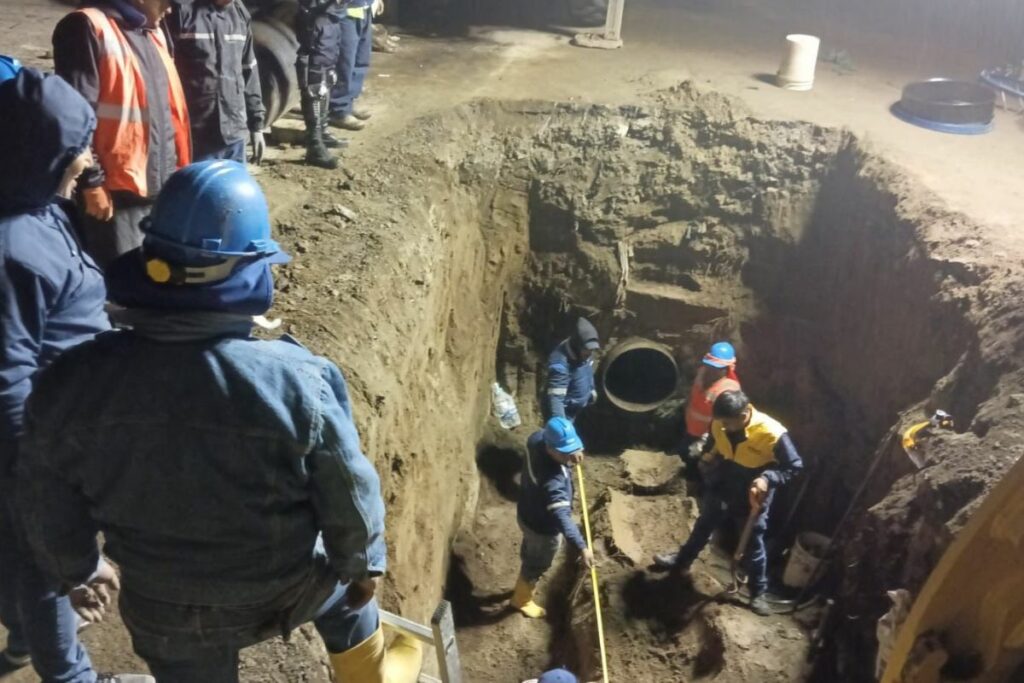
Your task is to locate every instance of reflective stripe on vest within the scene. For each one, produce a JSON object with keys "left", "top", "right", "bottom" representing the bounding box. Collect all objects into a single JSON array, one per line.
[
  {"left": 710, "top": 407, "right": 787, "bottom": 470},
  {"left": 684, "top": 376, "right": 741, "bottom": 437},
  {"left": 77, "top": 8, "right": 191, "bottom": 197}
]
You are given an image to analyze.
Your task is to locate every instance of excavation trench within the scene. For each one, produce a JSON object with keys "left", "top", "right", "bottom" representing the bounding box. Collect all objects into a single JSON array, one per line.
[{"left": 262, "top": 84, "right": 1014, "bottom": 683}]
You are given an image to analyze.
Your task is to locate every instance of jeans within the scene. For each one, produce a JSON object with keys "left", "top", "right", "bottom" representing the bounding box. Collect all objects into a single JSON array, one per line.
[
  {"left": 120, "top": 547, "right": 378, "bottom": 683},
  {"left": 518, "top": 519, "right": 562, "bottom": 583},
  {"left": 676, "top": 491, "right": 772, "bottom": 597},
  {"left": 192, "top": 139, "right": 246, "bottom": 164},
  {"left": 329, "top": 10, "right": 372, "bottom": 116},
  {"left": 0, "top": 479, "right": 94, "bottom": 683}
]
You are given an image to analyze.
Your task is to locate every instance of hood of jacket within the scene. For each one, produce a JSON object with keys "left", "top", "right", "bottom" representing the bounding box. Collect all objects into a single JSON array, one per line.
[{"left": 0, "top": 68, "right": 95, "bottom": 215}]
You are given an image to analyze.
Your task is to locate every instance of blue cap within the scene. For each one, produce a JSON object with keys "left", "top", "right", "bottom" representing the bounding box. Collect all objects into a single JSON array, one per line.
[
  {"left": 702, "top": 341, "right": 736, "bottom": 369},
  {"left": 543, "top": 417, "right": 584, "bottom": 454},
  {"left": 538, "top": 670, "right": 578, "bottom": 683}
]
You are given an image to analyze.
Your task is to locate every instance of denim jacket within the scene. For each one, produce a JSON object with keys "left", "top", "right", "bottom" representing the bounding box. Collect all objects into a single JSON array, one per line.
[{"left": 18, "top": 331, "right": 387, "bottom": 606}]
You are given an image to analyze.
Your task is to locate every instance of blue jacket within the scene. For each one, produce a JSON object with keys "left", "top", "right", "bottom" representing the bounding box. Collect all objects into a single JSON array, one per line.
[
  {"left": 545, "top": 339, "right": 595, "bottom": 421},
  {"left": 0, "top": 69, "right": 108, "bottom": 473},
  {"left": 517, "top": 431, "right": 586, "bottom": 549},
  {"left": 18, "top": 332, "right": 387, "bottom": 605}
]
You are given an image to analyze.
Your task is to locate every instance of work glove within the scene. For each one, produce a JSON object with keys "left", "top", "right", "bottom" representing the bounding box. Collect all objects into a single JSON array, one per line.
[
  {"left": 346, "top": 576, "right": 379, "bottom": 609},
  {"left": 250, "top": 131, "right": 266, "bottom": 166},
  {"left": 372, "top": 0, "right": 384, "bottom": 16},
  {"left": 748, "top": 476, "right": 769, "bottom": 509},
  {"left": 81, "top": 186, "right": 114, "bottom": 221},
  {"left": 69, "top": 558, "right": 120, "bottom": 624}
]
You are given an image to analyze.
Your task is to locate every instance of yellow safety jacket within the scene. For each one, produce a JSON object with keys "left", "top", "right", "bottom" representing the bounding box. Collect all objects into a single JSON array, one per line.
[{"left": 710, "top": 406, "right": 788, "bottom": 470}]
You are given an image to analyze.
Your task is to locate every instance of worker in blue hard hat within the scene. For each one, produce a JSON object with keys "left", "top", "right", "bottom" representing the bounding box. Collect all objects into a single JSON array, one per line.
[
  {"left": 512, "top": 417, "right": 596, "bottom": 619},
  {"left": 17, "top": 160, "right": 422, "bottom": 683},
  {"left": 523, "top": 668, "right": 579, "bottom": 683},
  {"left": 0, "top": 67, "right": 151, "bottom": 683},
  {"left": 545, "top": 317, "right": 601, "bottom": 422},
  {"left": 0, "top": 55, "right": 21, "bottom": 84},
  {"left": 679, "top": 341, "right": 742, "bottom": 470}
]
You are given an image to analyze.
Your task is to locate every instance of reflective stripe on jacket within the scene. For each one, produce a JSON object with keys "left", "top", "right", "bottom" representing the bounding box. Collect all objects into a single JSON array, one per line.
[
  {"left": 710, "top": 406, "right": 787, "bottom": 470},
  {"left": 685, "top": 373, "right": 741, "bottom": 437},
  {"left": 77, "top": 7, "right": 191, "bottom": 196}
]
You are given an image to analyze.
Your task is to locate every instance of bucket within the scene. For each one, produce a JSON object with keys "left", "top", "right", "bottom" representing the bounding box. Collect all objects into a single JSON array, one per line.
[
  {"left": 776, "top": 34, "right": 821, "bottom": 91},
  {"left": 782, "top": 531, "right": 830, "bottom": 588}
]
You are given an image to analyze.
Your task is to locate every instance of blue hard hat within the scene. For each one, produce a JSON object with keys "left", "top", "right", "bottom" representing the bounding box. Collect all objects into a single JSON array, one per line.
[
  {"left": 142, "top": 161, "right": 287, "bottom": 283},
  {"left": 543, "top": 417, "right": 584, "bottom": 454},
  {"left": 0, "top": 55, "right": 22, "bottom": 85},
  {"left": 703, "top": 341, "right": 736, "bottom": 369},
  {"left": 538, "top": 670, "right": 578, "bottom": 683}
]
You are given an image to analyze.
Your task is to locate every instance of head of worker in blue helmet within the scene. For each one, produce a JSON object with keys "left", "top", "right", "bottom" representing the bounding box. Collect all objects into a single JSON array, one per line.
[
  {"left": 106, "top": 160, "right": 289, "bottom": 317},
  {"left": 700, "top": 340, "right": 739, "bottom": 385},
  {"left": 570, "top": 317, "right": 601, "bottom": 361},
  {"left": 542, "top": 417, "right": 585, "bottom": 466},
  {"left": 0, "top": 66, "right": 97, "bottom": 215},
  {"left": 536, "top": 669, "right": 578, "bottom": 683}
]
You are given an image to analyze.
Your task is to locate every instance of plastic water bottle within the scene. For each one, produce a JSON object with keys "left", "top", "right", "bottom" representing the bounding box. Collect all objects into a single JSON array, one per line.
[{"left": 491, "top": 382, "right": 521, "bottom": 429}]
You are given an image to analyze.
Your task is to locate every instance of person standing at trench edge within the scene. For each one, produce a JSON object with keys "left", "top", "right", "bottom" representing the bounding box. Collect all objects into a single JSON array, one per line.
[
  {"left": 545, "top": 317, "right": 601, "bottom": 422},
  {"left": 511, "top": 418, "right": 595, "bottom": 619},
  {"left": 16, "top": 160, "right": 422, "bottom": 683},
  {"left": 654, "top": 390, "right": 803, "bottom": 616}
]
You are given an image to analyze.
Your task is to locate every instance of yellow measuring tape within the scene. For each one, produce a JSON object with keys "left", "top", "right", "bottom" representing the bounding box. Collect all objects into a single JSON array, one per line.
[{"left": 576, "top": 464, "right": 610, "bottom": 683}]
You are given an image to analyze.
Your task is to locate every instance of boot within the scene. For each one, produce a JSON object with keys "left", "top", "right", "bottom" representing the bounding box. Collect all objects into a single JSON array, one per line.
[
  {"left": 331, "top": 113, "right": 366, "bottom": 131},
  {"left": 330, "top": 626, "right": 385, "bottom": 683},
  {"left": 329, "top": 626, "right": 423, "bottom": 683},
  {"left": 510, "top": 576, "right": 546, "bottom": 619},
  {"left": 352, "top": 105, "right": 373, "bottom": 121},
  {"left": 385, "top": 632, "right": 423, "bottom": 683},
  {"left": 302, "top": 94, "right": 338, "bottom": 169},
  {"left": 320, "top": 121, "right": 350, "bottom": 149}
]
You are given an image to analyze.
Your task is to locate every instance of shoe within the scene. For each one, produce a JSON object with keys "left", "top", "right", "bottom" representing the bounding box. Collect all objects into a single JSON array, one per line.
[
  {"left": 351, "top": 106, "right": 373, "bottom": 121},
  {"left": 749, "top": 594, "right": 772, "bottom": 617},
  {"left": 510, "top": 576, "right": 546, "bottom": 619},
  {"left": 96, "top": 675, "right": 156, "bottom": 683},
  {"left": 331, "top": 114, "right": 366, "bottom": 131},
  {"left": 2, "top": 648, "right": 31, "bottom": 668}
]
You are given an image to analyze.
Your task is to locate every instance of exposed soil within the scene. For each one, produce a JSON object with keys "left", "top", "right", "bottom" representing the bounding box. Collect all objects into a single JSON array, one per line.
[{"left": 2, "top": 2, "right": 1024, "bottom": 681}]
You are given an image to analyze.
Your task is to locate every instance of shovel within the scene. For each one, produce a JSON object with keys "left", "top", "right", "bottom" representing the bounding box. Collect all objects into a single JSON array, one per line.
[{"left": 728, "top": 501, "right": 762, "bottom": 594}]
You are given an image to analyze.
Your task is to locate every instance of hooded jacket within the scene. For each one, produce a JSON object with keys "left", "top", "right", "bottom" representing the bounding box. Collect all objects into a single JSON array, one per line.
[
  {"left": 545, "top": 319, "right": 600, "bottom": 421},
  {"left": 0, "top": 69, "right": 109, "bottom": 472}
]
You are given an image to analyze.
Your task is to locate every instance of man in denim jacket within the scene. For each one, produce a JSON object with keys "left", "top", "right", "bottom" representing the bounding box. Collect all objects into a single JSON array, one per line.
[{"left": 17, "top": 160, "right": 421, "bottom": 683}]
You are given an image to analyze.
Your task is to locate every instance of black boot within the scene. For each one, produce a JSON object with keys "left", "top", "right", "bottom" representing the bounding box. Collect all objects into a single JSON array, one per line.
[
  {"left": 302, "top": 95, "right": 338, "bottom": 169},
  {"left": 320, "top": 120, "right": 349, "bottom": 149}
]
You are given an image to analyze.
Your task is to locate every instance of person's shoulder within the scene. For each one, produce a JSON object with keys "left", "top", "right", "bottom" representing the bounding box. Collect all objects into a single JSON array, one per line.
[
  {"left": 752, "top": 407, "right": 788, "bottom": 438},
  {"left": 0, "top": 211, "right": 72, "bottom": 284},
  {"left": 527, "top": 430, "right": 545, "bottom": 449},
  {"left": 233, "top": 1, "right": 253, "bottom": 22}
]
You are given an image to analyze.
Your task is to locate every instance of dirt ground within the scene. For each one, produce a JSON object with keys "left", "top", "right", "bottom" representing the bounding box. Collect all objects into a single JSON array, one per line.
[{"left": 3, "top": 0, "right": 1024, "bottom": 681}]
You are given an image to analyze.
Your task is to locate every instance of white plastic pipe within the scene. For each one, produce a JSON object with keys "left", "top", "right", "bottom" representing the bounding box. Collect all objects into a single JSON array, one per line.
[{"left": 776, "top": 34, "right": 821, "bottom": 91}]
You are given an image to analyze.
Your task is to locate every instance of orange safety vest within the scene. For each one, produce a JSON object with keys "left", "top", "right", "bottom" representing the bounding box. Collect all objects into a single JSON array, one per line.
[
  {"left": 684, "top": 373, "right": 741, "bottom": 437},
  {"left": 77, "top": 8, "right": 191, "bottom": 197}
]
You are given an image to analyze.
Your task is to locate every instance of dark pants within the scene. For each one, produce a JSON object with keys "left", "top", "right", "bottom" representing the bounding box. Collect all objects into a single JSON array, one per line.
[
  {"left": 677, "top": 491, "right": 772, "bottom": 597},
  {"left": 120, "top": 546, "right": 377, "bottom": 683},
  {"left": 80, "top": 201, "right": 151, "bottom": 270},
  {"left": 193, "top": 139, "right": 246, "bottom": 164},
  {"left": 329, "top": 10, "right": 372, "bottom": 116},
  {"left": 0, "top": 479, "right": 94, "bottom": 683},
  {"left": 295, "top": 12, "right": 342, "bottom": 94}
]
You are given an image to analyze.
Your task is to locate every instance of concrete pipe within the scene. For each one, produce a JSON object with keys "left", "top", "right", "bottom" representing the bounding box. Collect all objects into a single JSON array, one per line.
[{"left": 601, "top": 338, "right": 679, "bottom": 413}]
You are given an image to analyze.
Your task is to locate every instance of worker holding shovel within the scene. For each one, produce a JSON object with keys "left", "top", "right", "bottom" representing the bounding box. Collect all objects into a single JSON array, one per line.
[{"left": 654, "top": 390, "right": 803, "bottom": 616}]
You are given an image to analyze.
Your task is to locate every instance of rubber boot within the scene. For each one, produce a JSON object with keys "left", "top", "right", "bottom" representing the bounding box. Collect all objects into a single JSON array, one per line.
[
  {"left": 302, "top": 94, "right": 338, "bottom": 169},
  {"left": 320, "top": 120, "right": 349, "bottom": 149},
  {"left": 329, "top": 626, "right": 385, "bottom": 683},
  {"left": 385, "top": 632, "right": 423, "bottom": 683},
  {"left": 510, "top": 576, "right": 546, "bottom": 618}
]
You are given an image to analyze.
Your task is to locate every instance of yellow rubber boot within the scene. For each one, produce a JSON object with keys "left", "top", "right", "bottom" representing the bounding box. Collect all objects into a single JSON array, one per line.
[
  {"left": 511, "top": 576, "right": 546, "bottom": 618},
  {"left": 385, "top": 631, "right": 424, "bottom": 683},
  {"left": 329, "top": 626, "right": 385, "bottom": 683}
]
